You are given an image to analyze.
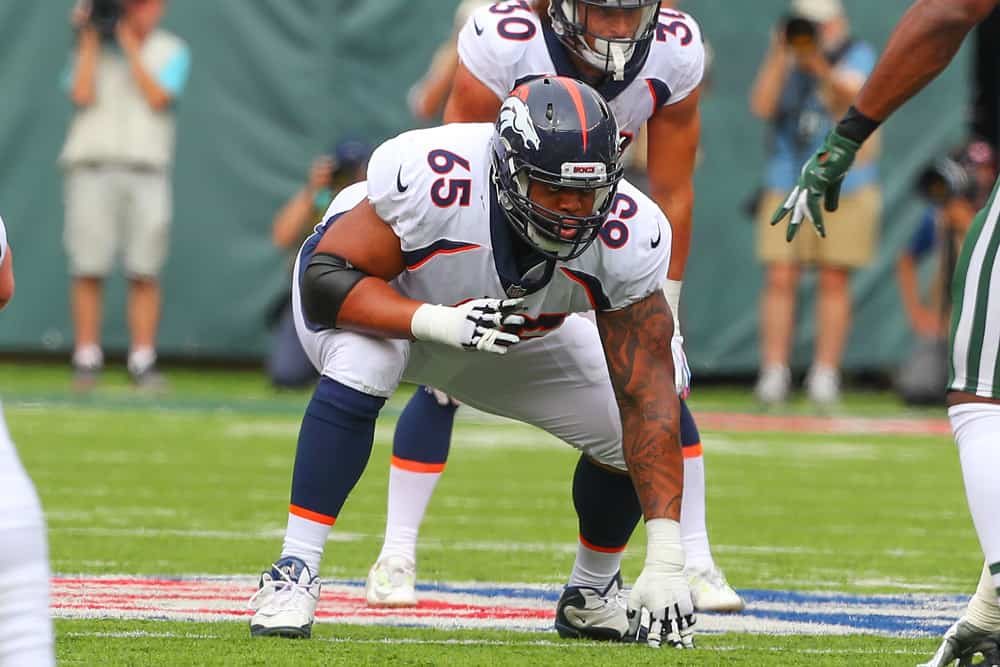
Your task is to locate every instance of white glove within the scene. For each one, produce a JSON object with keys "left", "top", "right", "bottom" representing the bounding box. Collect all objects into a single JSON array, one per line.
[
  {"left": 424, "top": 386, "right": 460, "bottom": 407},
  {"left": 671, "top": 335, "right": 691, "bottom": 400},
  {"left": 410, "top": 298, "right": 525, "bottom": 355},
  {"left": 626, "top": 519, "right": 695, "bottom": 649}
]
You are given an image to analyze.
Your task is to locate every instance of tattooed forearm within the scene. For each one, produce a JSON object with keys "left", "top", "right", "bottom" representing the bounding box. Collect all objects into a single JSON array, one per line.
[{"left": 596, "top": 291, "right": 682, "bottom": 521}]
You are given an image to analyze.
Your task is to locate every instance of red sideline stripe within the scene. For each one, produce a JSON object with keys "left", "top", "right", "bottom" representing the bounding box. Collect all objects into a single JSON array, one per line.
[
  {"left": 391, "top": 455, "right": 446, "bottom": 474},
  {"left": 683, "top": 442, "right": 703, "bottom": 459},
  {"left": 559, "top": 268, "right": 597, "bottom": 309},
  {"left": 579, "top": 534, "right": 626, "bottom": 554},
  {"left": 289, "top": 504, "right": 336, "bottom": 526},
  {"left": 407, "top": 244, "right": 480, "bottom": 270}
]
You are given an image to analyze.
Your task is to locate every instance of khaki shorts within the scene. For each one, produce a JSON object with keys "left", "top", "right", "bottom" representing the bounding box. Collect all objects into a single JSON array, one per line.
[
  {"left": 63, "top": 165, "right": 171, "bottom": 279},
  {"left": 756, "top": 185, "right": 881, "bottom": 269}
]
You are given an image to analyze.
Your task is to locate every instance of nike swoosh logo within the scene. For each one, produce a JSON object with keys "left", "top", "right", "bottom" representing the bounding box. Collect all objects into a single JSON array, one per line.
[
  {"left": 473, "top": 19, "right": 484, "bottom": 36},
  {"left": 396, "top": 166, "right": 409, "bottom": 193},
  {"left": 651, "top": 226, "right": 662, "bottom": 248}
]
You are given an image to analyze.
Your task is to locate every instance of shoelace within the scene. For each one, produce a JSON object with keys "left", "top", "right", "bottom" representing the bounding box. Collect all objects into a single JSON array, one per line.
[{"left": 248, "top": 564, "right": 320, "bottom": 611}]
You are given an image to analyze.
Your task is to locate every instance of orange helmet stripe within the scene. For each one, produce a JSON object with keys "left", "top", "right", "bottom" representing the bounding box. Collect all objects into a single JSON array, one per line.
[{"left": 553, "top": 77, "right": 589, "bottom": 151}]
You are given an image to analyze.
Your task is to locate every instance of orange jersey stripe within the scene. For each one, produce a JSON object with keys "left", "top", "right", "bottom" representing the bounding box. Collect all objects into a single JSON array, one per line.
[
  {"left": 391, "top": 455, "right": 446, "bottom": 474},
  {"left": 579, "top": 534, "right": 627, "bottom": 554},
  {"left": 560, "top": 267, "right": 598, "bottom": 309},
  {"left": 289, "top": 504, "right": 336, "bottom": 526},
  {"left": 683, "top": 443, "right": 704, "bottom": 459},
  {"left": 554, "top": 77, "right": 589, "bottom": 151},
  {"left": 406, "top": 244, "right": 481, "bottom": 271}
]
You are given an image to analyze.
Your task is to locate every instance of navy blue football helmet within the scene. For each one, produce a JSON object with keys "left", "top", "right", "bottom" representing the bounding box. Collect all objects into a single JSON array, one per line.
[
  {"left": 549, "top": 0, "right": 662, "bottom": 81},
  {"left": 491, "top": 76, "right": 624, "bottom": 261}
]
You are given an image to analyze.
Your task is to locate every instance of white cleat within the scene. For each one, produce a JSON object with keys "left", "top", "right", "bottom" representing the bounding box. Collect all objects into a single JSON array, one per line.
[
  {"left": 248, "top": 556, "right": 321, "bottom": 638},
  {"left": 365, "top": 555, "right": 417, "bottom": 607},
  {"left": 554, "top": 572, "right": 628, "bottom": 641},
  {"left": 686, "top": 565, "right": 745, "bottom": 613},
  {"left": 918, "top": 618, "right": 1000, "bottom": 667}
]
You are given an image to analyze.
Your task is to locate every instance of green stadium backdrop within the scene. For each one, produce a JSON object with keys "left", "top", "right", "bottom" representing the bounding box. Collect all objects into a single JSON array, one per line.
[{"left": 0, "top": 0, "right": 969, "bottom": 374}]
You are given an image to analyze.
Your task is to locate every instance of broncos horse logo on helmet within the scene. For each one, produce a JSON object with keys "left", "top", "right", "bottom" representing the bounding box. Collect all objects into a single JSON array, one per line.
[
  {"left": 492, "top": 76, "right": 624, "bottom": 261},
  {"left": 548, "top": 0, "right": 662, "bottom": 81},
  {"left": 498, "top": 97, "right": 543, "bottom": 151}
]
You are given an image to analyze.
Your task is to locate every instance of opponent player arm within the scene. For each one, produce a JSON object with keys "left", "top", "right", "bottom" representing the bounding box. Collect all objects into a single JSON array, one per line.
[
  {"left": 851, "top": 0, "right": 997, "bottom": 127},
  {"left": 442, "top": 62, "right": 503, "bottom": 123},
  {"left": 596, "top": 291, "right": 682, "bottom": 521},
  {"left": 646, "top": 87, "right": 700, "bottom": 288}
]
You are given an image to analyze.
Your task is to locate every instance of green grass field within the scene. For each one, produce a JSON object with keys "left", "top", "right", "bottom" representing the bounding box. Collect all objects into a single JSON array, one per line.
[{"left": 0, "top": 362, "right": 981, "bottom": 665}]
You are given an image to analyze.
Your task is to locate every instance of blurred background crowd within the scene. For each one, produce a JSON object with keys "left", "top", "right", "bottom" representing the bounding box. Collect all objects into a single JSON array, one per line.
[{"left": 0, "top": 0, "right": 997, "bottom": 409}]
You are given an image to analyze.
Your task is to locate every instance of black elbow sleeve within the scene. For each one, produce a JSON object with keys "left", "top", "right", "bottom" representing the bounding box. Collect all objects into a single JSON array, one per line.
[{"left": 300, "top": 252, "right": 368, "bottom": 329}]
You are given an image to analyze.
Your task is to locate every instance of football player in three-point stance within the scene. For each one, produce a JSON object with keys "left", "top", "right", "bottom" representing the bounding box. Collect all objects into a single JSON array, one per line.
[
  {"left": 0, "top": 216, "right": 55, "bottom": 667},
  {"left": 768, "top": 1, "right": 1000, "bottom": 664},
  {"left": 365, "top": 0, "right": 745, "bottom": 624},
  {"left": 249, "top": 76, "right": 695, "bottom": 648}
]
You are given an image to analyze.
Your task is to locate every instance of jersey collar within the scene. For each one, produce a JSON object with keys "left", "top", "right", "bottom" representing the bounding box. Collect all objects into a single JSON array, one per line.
[{"left": 539, "top": 22, "right": 646, "bottom": 102}]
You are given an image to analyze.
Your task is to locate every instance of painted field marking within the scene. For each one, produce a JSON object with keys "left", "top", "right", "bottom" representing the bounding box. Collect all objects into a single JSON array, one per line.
[{"left": 51, "top": 575, "right": 965, "bottom": 637}]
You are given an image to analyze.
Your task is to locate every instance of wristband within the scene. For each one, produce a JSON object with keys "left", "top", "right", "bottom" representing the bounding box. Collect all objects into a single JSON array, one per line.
[
  {"left": 836, "top": 105, "right": 881, "bottom": 145},
  {"left": 644, "top": 518, "right": 684, "bottom": 571},
  {"left": 410, "top": 303, "right": 456, "bottom": 345}
]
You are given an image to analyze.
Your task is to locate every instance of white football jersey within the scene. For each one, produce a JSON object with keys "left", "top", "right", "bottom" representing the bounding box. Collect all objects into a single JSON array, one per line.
[
  {"left": 457, "top": 1, "right": 705, "bottom": 143},
  {"left": 312, "top": 123, "right": 671, "bottom": 339},
  {"left": 0, "top": 214, "right": 7, "bottom": 265}
]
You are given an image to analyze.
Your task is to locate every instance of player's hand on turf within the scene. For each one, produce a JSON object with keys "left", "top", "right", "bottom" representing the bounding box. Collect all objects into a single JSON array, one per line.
[
  {"left": 626, "top": 519, "right": 695, "bottom": 648},
  {"left": 770, "top": 128, "right": 860, "bottom": 241},
  {"left": 626, "top": 567, "right": 695, "bottom": 648},
  {"left": 671, "top": 335, "right": 691, "bottom": 400}
]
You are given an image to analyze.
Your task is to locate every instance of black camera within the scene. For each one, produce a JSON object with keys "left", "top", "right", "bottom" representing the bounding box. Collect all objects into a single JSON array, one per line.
[
  {"left": 915, "top": 156, "right": 975, "bottom": 206},
  {"left": 89, "top": 0, "right": 123, "bottom": 40},
  {"left": 784, "top": 15, "right": 818, "bottom": 50}
]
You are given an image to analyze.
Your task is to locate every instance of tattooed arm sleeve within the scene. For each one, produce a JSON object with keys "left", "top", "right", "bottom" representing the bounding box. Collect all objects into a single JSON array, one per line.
[{"left": 596, "top": 290, "right": 683, "bottom": 521}]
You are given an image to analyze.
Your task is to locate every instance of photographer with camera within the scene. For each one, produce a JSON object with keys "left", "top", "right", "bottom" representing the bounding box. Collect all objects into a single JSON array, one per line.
[
  {"left": 896, "top": 141, "right": 995, "bottom": 404},
  {"left": 749, "top": 0, "right": 880, "bottom": 406},
  {"left": 267, "top": 139, "right": 371, "bottom": 389},
  {"left": 59, "top": 0, "right": 190, "bottom": 390}
]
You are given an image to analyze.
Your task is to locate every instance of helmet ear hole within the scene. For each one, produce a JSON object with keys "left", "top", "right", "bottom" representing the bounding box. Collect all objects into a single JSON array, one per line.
[{"left": 546, "top": 104, "right": 554, "bottom": 121}]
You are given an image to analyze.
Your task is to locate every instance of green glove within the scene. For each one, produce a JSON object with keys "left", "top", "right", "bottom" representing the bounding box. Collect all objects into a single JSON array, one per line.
[{"left": 770, "top": 128, "right": 861, "bottom": 241}]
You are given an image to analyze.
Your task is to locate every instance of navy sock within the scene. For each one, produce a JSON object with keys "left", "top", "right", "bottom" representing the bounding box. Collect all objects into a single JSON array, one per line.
[
  {"left": 289, "top": 376, "right": 385, "bottom": 521},
  {"left": 680, "top": 398, "right": 701, "bottom": 450},
  {"left": 392, "top": 386, "right": 458, "bottom": 466},
  {"left": 573, "top": 455, "right": 642, "bottom": 551}
]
